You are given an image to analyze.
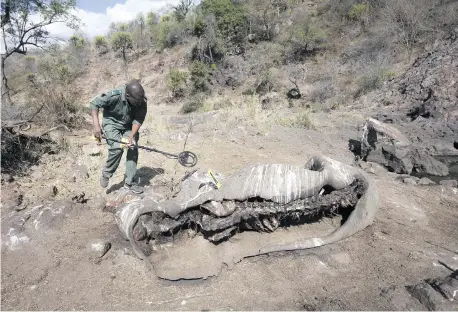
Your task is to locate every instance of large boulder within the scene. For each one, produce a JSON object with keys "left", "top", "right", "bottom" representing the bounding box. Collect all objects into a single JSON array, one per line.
[{"left": 351, "top": 118, "right": 449, "bottom": 176}]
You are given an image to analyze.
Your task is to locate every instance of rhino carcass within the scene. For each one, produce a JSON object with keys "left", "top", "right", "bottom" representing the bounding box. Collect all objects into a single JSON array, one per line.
[{"left": 116, "top": 155, "right": 379, "bottom": 273}]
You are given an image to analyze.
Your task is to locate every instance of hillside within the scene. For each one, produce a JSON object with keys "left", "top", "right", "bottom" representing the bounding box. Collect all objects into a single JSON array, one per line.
[{"left": 1, "top": 0, "right": 457, "bottom": 310}]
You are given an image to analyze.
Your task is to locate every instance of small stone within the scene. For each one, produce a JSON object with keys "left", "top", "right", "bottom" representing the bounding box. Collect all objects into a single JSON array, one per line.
[
  {"left": 87, "top": 240, "right": 111, "bottom": 258},
  {"left": 365, "top": 167, "right": 376, "bottom": 174},
  {"left": 418, "top": 177, "right": 436, "bottom": 185},
  {"left": 439, "top": 179, "right": 457, "bottom": 188},
  {"left": 49, "top": 186, "right": 58, "bottom": 197},
  {"left": 86, "top": 146, "right": 102, "bottom": 156},
  {"left": 403, "top": 177, "right": 418, "bottom": 185}
]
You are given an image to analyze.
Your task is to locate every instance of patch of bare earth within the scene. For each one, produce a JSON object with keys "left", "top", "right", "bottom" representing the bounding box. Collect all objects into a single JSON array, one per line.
[{"left": 2, "top": 102, "right": 457, "bottom": 310}]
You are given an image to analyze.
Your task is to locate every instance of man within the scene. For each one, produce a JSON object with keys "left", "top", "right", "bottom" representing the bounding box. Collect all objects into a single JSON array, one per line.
[{"left": 90, "top": 80, "right": 147, "bottom": 194}]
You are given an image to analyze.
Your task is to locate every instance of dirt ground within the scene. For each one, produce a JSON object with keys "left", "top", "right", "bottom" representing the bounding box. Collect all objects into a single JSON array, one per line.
[{"left": 1, "top": 104, "right": 457, "bottom": 310}]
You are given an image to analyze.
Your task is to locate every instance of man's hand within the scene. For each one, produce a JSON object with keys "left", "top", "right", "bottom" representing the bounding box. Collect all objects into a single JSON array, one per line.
[
  {"left": 127, "top": 135, "right": 135, "bottom": 147},
  {"left": 93, "top": 126, "right": 102, "bottom": 143}
]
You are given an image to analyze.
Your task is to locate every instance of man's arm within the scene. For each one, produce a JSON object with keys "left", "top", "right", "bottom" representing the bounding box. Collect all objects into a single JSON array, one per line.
[
  {"left": 89, "top": 92, "right": 115, "bottom": 142},
  {"left": 91, "top": 108, "right": 102, "bottom": 142},
  {"left": 128, "top": 123, "right": 141, "bottom": 146},
  {"left": 129, "top": 101, "right": 147, "bottom": 145}
]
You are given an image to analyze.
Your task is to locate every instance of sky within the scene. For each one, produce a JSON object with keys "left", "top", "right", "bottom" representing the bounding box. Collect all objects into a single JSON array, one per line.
[{"left": 45, "top": 0, "right": 183, "bottom": 40}]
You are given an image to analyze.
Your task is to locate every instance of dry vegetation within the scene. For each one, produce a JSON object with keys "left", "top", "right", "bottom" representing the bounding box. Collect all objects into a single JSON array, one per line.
[{"left": 1, "top": 0, "right": 457, "bottom": 177}]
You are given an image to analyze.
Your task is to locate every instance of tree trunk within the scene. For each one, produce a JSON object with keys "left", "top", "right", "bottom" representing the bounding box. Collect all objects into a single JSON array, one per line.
[{"left": 1, "top": 55, "right": 12, "bottom": 105}]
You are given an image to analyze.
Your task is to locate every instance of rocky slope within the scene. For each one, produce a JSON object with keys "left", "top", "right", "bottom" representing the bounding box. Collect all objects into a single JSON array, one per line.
[{"left": 368, "top": 38, "right": 458, "bottom": 156}]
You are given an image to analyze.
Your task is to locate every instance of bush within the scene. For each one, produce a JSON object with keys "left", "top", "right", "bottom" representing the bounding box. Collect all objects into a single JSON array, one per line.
[
  {"left": 37, "top": 56, "right": 73, "bottom": 83},
  {"left": 283, "top": 13, "right": 327, "bottom": 62},
  {"left": 308, "top": 80, "right": 335, "bottom": 104},
  {"left": 348, "top": 3, "right": 370, "bottom": 24},
  {"left": 355, "top": 67, "right": 394, "bottom": 97},
  {"left": 381, "top": 0, "right": 433, "bottom": 49},
  {"left": 94, "top": 35, "right": 108, "bottom": 49},
  {"left": 155, "top": 15, "right": 184, "bottom": 50},
  {"left": 167, "top": 69, "right": 188, "bottom": 97},
  {"left": 201, "top": 0, "right": 247, "bottom": 42},
  {"left": 180, "top": 95, "right": 205, "bottom": 113},
  {"left": 189, "top": 61, "right": 211, "bottom": 92},
  {"left": 275, "top": 110, "right": 315, "bottom": 129},
  {"left": 69, "top": 34, "right": 85, "bottom": 49}
]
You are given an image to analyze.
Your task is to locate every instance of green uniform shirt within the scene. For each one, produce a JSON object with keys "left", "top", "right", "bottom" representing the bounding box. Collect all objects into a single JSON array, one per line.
[{"left": 89, "top": 86, "right": 147, "bottom": 130}]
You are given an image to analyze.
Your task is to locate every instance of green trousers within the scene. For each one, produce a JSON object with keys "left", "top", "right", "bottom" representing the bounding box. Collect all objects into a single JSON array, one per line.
[{"left": 102, "top": 124, "right": 139, "bottom": 185}]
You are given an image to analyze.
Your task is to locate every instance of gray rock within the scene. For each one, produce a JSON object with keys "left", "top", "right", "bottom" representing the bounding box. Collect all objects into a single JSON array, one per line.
[
  {"left": 87, "top": 239, "right": 111, "bottom": 258},
  {"left": 418, "top": 177, "right": 436, "bottom": 185},
  {"left": 352, "top": 117, "right": 452, "bottom": 176},
  {"left": 406, "top": 282, "right": 444, "bottom": 310},
  {"left": 403, "top": 177, "right": 418, "bottom": 185},
  {"left": 380, "top": 285, "right": 425, "bottom": 310},
  {"left": 410, "top": 150, "right": 449, "bottom": 176},
  {"left": 439, "top": 179, "right": 458, "bottom": 188},
  {"left": 429, "top": 274, "right": 458, "bottom": 301}
]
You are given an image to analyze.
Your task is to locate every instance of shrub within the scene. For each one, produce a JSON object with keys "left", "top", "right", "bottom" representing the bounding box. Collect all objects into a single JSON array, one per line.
[
  {"left": 201, "top": 0, "right": 246, "bottom": 42},
  {"left": 69, "top": 34, "right": 85, "bottom": 49},
  {"left": 355, "top": 67, "right": 394, "bottom": 97},
  {"left": 180, "top": 95, "right": 205, "bottom": 113},
  {"left": 348, "top": 3, "right": 370, "bottom": 24},
  {"left": 308, "top": 80, "right": 335, "bottom": 104},
  {"left": 94, "top": 35, "right": 108, "bottom": 49},
  {"left": 155, "top": 15, "right": 184, "bottom": 50},
  {"left": 166, "top": 69, "right": 188, "bottom": 97},
  {"left": 189, "top": 61, "right": 211, "bottom": 92},
  {"left": 381, "top": 0, "right": 433, "bottom": 49},
  {"left": 275, "top": 110, "right": 315, "bottom": 129},
  {"left": 283, "top": 14, "right": 327, "bottom": 62}
]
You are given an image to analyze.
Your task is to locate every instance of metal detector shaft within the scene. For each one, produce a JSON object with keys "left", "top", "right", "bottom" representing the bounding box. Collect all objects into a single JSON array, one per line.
[
  {"left": 103, "top": 137, "right": 179, "bottom": 157},
  {"left": 101, "top": 135, "right": 198, "bottom": 167}
]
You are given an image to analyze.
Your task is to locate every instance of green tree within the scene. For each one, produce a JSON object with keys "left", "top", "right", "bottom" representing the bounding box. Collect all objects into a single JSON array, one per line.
[
  {"left": 110, "top": 31, "right": 133, "bottom": 62},
  {"left": 94, "top": 35, "right": 108, "bottom": 50},
  {"left": 201, "top": 0, "right": 246, "bottom": 40},
  {"left": 1, "top": 0, "right": 79, "bottom": 104}
]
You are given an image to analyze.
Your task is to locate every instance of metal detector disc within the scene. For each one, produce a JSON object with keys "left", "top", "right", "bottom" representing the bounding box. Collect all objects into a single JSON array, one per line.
[{"left": 178, "top": 151, "right": 198, "bottom": 167}]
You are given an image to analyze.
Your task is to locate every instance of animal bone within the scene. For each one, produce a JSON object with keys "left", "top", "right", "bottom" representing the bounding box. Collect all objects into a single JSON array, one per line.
[{"left": 115, "top": 155, "right": 379, "bottom": 274}]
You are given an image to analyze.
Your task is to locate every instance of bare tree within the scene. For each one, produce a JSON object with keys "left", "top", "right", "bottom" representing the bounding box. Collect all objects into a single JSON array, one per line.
[{"left": 1, "top": 0, "right": 79, "bottom": 104}]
